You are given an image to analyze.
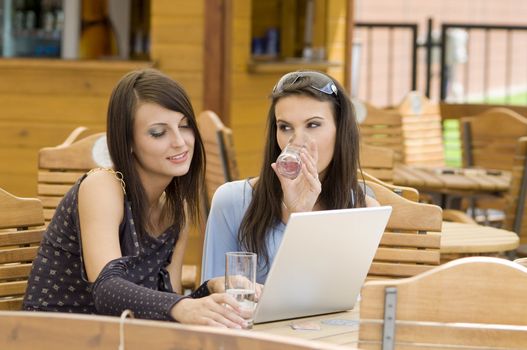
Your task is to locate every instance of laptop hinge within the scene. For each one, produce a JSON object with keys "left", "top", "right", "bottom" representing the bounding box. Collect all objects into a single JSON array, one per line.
[{"left": 382, "top": 287, "right": 397, "bottom": 350}]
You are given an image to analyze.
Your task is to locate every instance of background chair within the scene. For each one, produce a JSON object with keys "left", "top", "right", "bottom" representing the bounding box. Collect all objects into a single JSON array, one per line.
[
  {"left": 394, "top": 91, "right": 446, "bottom": 167},
  {"left": 197, "top": 110, "right": 239, "bottom": 208},
  {"left": 461, "top": 108, "right": 527, "bottom": 225},
  {"left": 38, "top": 128, "right": 197, "bottom": 291},
  {"left": 504, "top": 137, "right": 527, "bottom": 256},
  {"left": 357, "top": 100, "right": 405, "bottom": 163},
  {"left": 365, "top": 181, "right": 442, "bottom": 279},
  {"left": 0, "top": 188, "right": 45, "bottom": 310},
  {"left": 359, "top": 257, "right": 527, "bottom": 349}
]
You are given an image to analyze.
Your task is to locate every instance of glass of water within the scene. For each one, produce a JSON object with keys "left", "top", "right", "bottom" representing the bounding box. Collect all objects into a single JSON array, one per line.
[
  {"left": 276, "top": 134, "right": 306, "bottom": 180},
  {"left": 225, "top": 252, "right": 257, "bottom": 328}
]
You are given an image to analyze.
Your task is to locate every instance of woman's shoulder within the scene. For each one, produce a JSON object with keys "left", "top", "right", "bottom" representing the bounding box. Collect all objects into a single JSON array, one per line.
[
  {"left": 80, "top": 168, "right": 125, "bottom": 195},
  {"left": 212, "top": 179, "right": 252, "bottom": 203},
  {"left": 78, "top": 168, "right": 126, "bottom": 213}
]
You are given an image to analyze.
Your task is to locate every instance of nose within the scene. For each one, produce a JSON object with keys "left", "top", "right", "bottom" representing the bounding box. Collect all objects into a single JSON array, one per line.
[
  {"left": 170, "top": 129, "right": 186, "bottom": 148},
  {"left": 290, "top": 132, "right": 306, "bottom": 146}
]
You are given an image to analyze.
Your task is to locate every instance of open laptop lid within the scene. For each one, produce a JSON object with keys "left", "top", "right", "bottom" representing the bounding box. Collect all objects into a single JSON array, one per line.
[{"left": 253, "top": 206, "right": 392, "bottom": 324}]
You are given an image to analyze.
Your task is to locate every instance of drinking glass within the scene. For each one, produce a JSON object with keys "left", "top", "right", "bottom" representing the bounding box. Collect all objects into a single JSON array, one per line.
[
  {"left": 276, "top": 142, "right": 303, "bottom": 179},
  {"left": 225, "top": 252, "right": 257, "bottom": 328}
]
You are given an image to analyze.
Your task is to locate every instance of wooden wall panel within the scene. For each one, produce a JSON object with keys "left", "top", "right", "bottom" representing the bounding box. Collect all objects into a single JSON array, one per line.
[
  {"left": 228, "top": 0, "right": 348, "bottom": 178},
  {"left": 0, "top": 60, "right": 148, "bottom": 197},
  {"left": 150, "top": 0, "right": 207, "bottom": 278}
]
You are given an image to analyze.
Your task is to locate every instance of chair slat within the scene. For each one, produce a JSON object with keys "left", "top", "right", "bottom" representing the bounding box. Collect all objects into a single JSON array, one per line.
[
  {"left": 380, "top": 232, "right": 441, "bottom": 248},
  {"left": 374, "top": 247, "right": 440, "bottom": 265},
  {"left": 0, "top": 298, "right": 23, "bottom": 310},
  {"left": 0, "top": 280, "right": 27, "bottom": 298},
  {"left": 0, "top": 247, "right": 39, "bottom": 264},
  {"left": 0, "top": 264, "right": 33, "bottom": 280},
  {"left": 38, "top": 171, "right": 84, "bottom": 184},
  {"left": 368, "top": 262, "right": 435, "bottom": 278},
  {"left": 0, "top": 229, "right": 44, "bottom": 247}
]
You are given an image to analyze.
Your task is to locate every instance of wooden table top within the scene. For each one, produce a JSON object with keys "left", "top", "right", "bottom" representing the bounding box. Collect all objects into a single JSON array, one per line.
[
  {"left": 441, "top": 221, "right": 519, "bottom": 254},
  {"left": 394, "top": 165, "right": 511, "bottom": 194},
  {"left": 253, "top": 308, "right": 360, "bottom": 348}
]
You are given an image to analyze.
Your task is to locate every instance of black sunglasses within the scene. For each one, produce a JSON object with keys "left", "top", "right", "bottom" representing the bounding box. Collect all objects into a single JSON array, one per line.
[{"left": 273, "top": 71, "right": 338, "bottom": 96}]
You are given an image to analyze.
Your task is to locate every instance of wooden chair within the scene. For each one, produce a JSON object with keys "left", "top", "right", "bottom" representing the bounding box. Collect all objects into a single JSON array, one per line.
[
  {"left": 38, "top": 127, "right": 106, "bottom": 223},
  {"left": 358, "top": 100, "right": 405, "bottom": 162},
  {"left": 0, "top": 188, "right": 45, "bottom": 310},
  {"left": 462, "top": 107, "right": 527, "bottom": 172},
  {"left": 197, "top": 110, "right": 239, "bottom": 207},
  {"left": 394, "top": 91, "right": 446, "bottom": 167},
  {"left": 461, "top": 108, "right": 527, "bottom": 225},
  {"left": 504, "top": 137, "right": 527, "bottom": 256},
  {"left": 0, "top": 311, "right": 348, "bottom": 350},
  {"left": 360, "top": 143, "right": 396, "bottom": 183},
  {"left": 365, "top": 181, "right": 442, "bottom": 279},
  {"left": 38, "top": 128, "right": 197, "bottom": 290},
  {"left": 359, "top": 257, "right": 527, "bottom": 349}
]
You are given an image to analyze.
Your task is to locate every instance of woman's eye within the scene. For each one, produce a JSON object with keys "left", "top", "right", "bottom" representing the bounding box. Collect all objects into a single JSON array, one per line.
[
  {"left": 179, "top": 123, "right": 191, "bottom": 129},
  {"left": 307, "top": 122, "right": 320, "bottom": 128},
  {"left": 278, "top": 124, "right": 291, "bottom": 131},
  {"left": 149, "top": 129, "right": 166, "bottom": 138}
]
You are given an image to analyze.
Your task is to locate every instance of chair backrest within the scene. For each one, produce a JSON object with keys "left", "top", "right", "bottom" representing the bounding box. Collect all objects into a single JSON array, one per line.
[
  {"left": 395, "top": 91, "right": 445, "bottom": 167},
  {"left": 359, "top": 257, "right": 527, "bottom": 349},
  {"left": 0, "top": 311, "right": 348, "bottom": 350},
  {"left": 504, "top": 136, "right": 527, "bottom": 245},
  {"left": 360, "top": 170, "right": 419, "bottom": 202},
  {"left": 461, "top": 107, "right": 527, "bottom": 172},
  {"left": 38, "top": 128, "right": 109, "bottom": 223},
  {"left": 365, "top": 181, "right": 442, "bottom": 279},
  {"left": 358, "top": 100, "right": 405, "bottom": 162},
  {"left": 0, "top": 188, "right": 45, "bottom": 310},
  {"left": 360, "top": 143, "right": 396, "bottom": 183},
  {"left": 197, "top": 110, "right": 239, "bottom": 205}
]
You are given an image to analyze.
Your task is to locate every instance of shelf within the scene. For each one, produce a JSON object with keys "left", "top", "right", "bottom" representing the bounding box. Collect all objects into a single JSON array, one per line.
[{"left": 248, "top": 58, "right": 342, "bottom": 74}]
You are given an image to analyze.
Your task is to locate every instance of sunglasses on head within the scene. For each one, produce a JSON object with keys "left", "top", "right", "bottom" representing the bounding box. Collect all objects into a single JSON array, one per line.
[{"left": 273, "top": 71, "right": 338, "bottom": 97}]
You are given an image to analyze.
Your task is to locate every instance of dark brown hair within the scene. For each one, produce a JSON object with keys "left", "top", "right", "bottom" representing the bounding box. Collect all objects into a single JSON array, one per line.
[
  {"left": 106, "top": 68, "right": 205, "bottom": 238},
  {"left": 238, "top": 71, "right": 365, "bottom": 271}
]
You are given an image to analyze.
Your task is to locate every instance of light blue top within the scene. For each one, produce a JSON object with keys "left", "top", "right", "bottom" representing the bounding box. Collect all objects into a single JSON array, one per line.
[
  {"left": 201, "top": 179, "right": 374, "bottom": 284},
  {"left": 201, "top": 180, "right": 285, "bottom": 284}
]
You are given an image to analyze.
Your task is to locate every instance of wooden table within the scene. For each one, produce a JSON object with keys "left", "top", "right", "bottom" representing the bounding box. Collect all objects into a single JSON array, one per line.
[
  {"left": 253, "top": 309, "right": 360, "bottom": 348},
  {"left": 441, "top": 221, "right": 519, "bottom": 262},
  {"left": 393, "top": 165, "right": 511, "bottom": 207}
]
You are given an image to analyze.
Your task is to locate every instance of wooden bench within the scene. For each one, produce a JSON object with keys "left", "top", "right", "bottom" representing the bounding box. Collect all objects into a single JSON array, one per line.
[
  {"left": 0, "top": 188, "right": 45, "bottom": 310},
  {"left": 360, "top": 257, "right": 527, "bottom": 349}
]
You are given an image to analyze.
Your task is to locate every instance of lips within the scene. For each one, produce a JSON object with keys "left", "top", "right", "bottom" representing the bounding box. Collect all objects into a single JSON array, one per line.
[{"left": 167, "top": 151, "right": 188, "bottom": 163}]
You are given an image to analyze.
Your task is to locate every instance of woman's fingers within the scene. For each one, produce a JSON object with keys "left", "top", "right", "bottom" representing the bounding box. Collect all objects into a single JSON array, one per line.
[
  {"left": 207, "top": 294, "right": 247, "bottom": 328},
  {"left": 255, "top": 283, "right": 264, "bottom": 301}
]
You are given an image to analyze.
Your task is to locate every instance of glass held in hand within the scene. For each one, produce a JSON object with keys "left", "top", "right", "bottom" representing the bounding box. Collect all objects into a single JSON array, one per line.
[
  {"left": 276, "top": 137, "right": 305, "bottom": 180},
  {"left": 225, "top": 252, "right": 257, "bottom": 329}
]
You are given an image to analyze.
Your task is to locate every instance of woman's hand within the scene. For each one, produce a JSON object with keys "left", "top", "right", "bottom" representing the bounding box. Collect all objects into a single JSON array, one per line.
[
  {"left": 170, "top": 294, "right": 247, "bottom": 328},
  {"left": 272, "top": 138, "right": 321, "bottom": 214}
]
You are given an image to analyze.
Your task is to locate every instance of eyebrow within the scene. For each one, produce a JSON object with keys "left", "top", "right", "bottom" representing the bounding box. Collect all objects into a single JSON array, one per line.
[
  {"left": 148, "top": 117, "right": 188, "bottom": 127},
  {"left": 276, "top": 116, "right": 324, "bottom": 123}
]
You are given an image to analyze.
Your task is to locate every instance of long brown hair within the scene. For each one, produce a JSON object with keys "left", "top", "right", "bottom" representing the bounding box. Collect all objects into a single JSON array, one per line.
[
  {"left": 106, "top": 68, "right": 205, "bottom": 238},
  {"left": 238, "top": 71, "right": 365, "bottom": 271}
]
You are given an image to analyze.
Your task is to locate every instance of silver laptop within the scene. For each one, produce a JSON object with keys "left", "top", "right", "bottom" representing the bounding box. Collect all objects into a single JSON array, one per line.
[{"left": 253, "top": 206, "right": 392, "bottom": 324}]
